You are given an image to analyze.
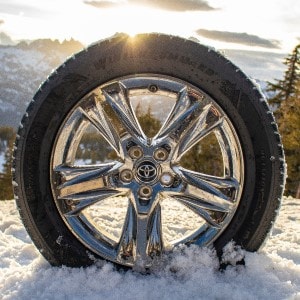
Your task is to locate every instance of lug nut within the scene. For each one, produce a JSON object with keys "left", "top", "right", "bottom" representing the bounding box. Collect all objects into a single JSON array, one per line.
[
  {"left": 120, "top": 169, "right": 133, "bottom": 183},
  {"left": 154, "top": 148, "right": 169, "bottom": 161},
  {"left": 148, "top": 84, "right": 158, "bottom": 93},
  {"left": 65, "top": 199, "right": 73, "bottom": 206},
  {"left": 128, "top": 146, "right": 143, "bottom": 159},
  {"left": 138, "top": 185, "right": 152, "bottom": 199},
  {"left": 160, "top": 172, "right": 174, "bottom": 187}
]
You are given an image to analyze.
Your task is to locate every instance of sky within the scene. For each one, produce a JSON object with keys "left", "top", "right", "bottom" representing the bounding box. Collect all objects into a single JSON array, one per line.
[{"left": 0, "top": 0, "right": 299, "bottom": 53}]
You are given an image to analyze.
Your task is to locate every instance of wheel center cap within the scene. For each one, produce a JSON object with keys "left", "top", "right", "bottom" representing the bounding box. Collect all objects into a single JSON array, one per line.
[{"left": 136, "top": 161, "right": 158, "bottom": 183}]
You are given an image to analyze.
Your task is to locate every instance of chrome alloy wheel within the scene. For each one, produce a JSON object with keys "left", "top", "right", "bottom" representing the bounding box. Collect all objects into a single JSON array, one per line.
[{"left": 50, "top": 75, "right": 244, "bottom": 268}]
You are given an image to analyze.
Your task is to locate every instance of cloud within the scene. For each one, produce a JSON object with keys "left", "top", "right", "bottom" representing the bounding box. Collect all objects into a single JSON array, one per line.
[
  {"left": 84, "top": 0, "right": 216, "bottom": 11},
  {"left": 196, "top": 29, "right": 281, "bottom": 49},
  {"left": 83, "top": 1, "right": 120, "bottom": 9},
  {"left": 0, "top": 19, "right": 4, "bottom": 25},
  {"left": 141, "top": 0, "right": 215, "bottom": 11}
]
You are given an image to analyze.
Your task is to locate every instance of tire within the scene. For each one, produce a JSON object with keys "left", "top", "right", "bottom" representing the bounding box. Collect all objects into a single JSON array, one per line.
[{"left": 13, "top": 33, "right": 285, "bottom": 269}]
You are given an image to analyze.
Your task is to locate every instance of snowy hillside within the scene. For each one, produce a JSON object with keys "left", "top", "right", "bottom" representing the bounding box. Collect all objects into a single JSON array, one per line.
[
  {"left": 0, "top": 197, "right": 299, "bottom": 299},
  {"left": 0, "top": 39, "right": 83, "bottom": 128}
]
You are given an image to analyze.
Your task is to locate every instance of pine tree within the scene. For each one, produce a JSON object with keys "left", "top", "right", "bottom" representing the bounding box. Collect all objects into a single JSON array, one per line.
[
  {"left": 267, "top": 44, "right": 300, "bottom": 108},
  {"left": 267, "top": 44, "right": 300, "bottom": 197},
  {"left": 278, "top": 81, "right": 300, "bottom": 197}
]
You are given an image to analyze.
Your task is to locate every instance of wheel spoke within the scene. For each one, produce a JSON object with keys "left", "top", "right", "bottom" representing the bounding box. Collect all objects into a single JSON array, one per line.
[
  {"left": 55, "top": 162, "right": 122, "bottom": 197},
  {"left": 63, "top": 189, "right": 124, "bottom": 216},
  {"left": 167, "top": 193, "right": 222, "bottom": 228},
  {"left": 154, "top": 87, "right": 201, "bottom": 142},
  {"left": 52, "top": 110, "right": 89, "bottom": 166},
  {"left": 215, "top": 124, "right": 241, "bottom": 178},
  {"left": 174, "top": 104, "right": 224, "bottom": 160},
  {"left": 132, "top": 216, "right": 152, "bottom": 265},
  {"left": 79, "top": 94, "right": 123, "bottom": 159},
  {"left": 101, "top": 82, "right": 147, "bottom": 143},
  {"left": 116, "top": 199, "right": 163, "bottom": 265},
  {"left": 179, "top": 167, "right": 239, "bottom": 202},
  {"left": 117, "top": 201, "right": 136, "bottom": 262},
  {"left": 147, "top": 204, "right": 163, "bottom": 257}
]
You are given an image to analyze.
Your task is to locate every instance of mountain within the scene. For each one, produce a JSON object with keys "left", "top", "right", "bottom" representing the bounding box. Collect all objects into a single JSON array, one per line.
[{"left": 0, "top": 38, "right": 84, "bottom": 128}]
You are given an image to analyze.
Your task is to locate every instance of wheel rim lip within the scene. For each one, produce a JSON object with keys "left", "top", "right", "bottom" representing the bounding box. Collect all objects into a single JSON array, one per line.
[{"left": 50, "top": 74, "right": 244, "bottom": 267}]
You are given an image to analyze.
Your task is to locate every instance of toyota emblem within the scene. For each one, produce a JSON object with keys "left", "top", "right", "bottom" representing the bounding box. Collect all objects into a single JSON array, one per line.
[{"left": 136, "top": 161, "right": 157, "bottom": 182}]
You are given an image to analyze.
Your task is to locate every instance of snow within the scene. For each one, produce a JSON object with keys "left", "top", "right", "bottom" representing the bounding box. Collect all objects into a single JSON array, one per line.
[{"left": 1, "top": 197, "right": 299, "bottom": 299}]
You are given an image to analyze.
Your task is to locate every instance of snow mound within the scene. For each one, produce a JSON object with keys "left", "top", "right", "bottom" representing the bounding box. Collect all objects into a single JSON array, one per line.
[{"left": 1, "top": 197, "right": 299, "bottom": 300}]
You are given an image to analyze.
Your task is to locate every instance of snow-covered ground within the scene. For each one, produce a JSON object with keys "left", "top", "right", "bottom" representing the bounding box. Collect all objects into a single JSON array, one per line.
[{"left": 1, "top": 197, "right": 299, "bottom": 300}]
